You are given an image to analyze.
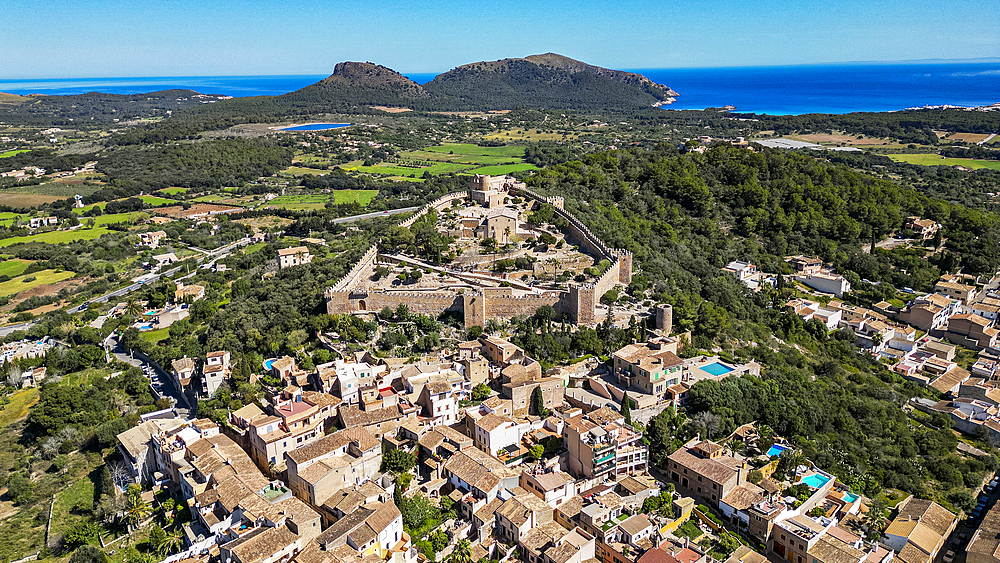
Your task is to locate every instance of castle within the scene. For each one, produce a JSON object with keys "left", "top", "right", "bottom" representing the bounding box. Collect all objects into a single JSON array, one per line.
[{"left": 325, "top": 176, "right": 631, "bottom": 328}]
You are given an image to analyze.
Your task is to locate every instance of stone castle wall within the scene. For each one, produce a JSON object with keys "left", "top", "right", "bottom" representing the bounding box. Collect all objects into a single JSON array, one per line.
[
  {"left": 396, "top": 192, "right": 467, "bottom": 229},
  {"left": 325, "top": 184, "right": 632, "bottom": 328}
]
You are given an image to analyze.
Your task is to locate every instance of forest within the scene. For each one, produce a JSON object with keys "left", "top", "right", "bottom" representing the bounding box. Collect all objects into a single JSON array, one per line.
[{"left": 525, "top": 144, "right": 1000, "bottom": 509}]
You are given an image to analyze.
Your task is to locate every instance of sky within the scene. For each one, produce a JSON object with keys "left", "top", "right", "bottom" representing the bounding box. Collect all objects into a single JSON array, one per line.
[{"left": 3, "top": 0, "right": 999, "bottom": 78}]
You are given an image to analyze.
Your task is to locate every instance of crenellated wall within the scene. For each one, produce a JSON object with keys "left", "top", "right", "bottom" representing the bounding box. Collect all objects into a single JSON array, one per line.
[
  {"left": 325, "top": 185, "right": 632, "bottom": 328},
  {"left": 396, "top": 192, "right": 467, "bottom": 229}
]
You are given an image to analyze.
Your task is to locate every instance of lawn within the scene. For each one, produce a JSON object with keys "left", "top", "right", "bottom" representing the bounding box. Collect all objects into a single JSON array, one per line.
[
  {"left": 0, "top": 259, "right": 33, "bottom": 278},
  {"left": 0, "top": 212, "right": 29, "bottom": 227},
  {"left": 0, "top": 389, "right": 39, "bottom": 430},
  {"left": 0, "top": 269, "right": 76, "bottom": 297},
  {"left": 141, "top": 327, "right": 171, "bottom": 343},
  {"left": 889, "top": 153, "right": 1000, "bottom": 171},
  {"left": 462, "top": 163, "right": 539, "bottom": 175},
  {"left": 191, "top": 194, "right": 228, "bottom": 203},
  {"left": 0, "top": 149, "right": 30, "bottom": 159},
  {"left": 422, "top": 143, "right": 526, "bottom": 157}
]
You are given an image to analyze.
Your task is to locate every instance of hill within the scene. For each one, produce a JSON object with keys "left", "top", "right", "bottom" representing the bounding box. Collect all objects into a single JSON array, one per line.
[
  {"left": 0, "top": 91, "right": 26, "bottom": 104},
  {"left": 0, "top": 89, "right": 233, "bottom": 126},
  {"left": 423, "top": 53, "right": 678, "bottom": 110},
  {"left": 279, "top": 62, "right": 429, "bottom": 110}
]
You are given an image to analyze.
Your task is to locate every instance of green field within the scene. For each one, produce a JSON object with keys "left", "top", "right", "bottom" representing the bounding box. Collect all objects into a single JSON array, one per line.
[
  {"left": 0, "top": 259, "right": 33, "bottom": 278},
  {"left": 264, "top": 191, "right": 378, "bottom": 210},
  {"left": 889, "top": 153, "right": 1000, "bottom": 171},
  {"left": 0, "top": 388, "right": 39, "bottom": 429},
  {"left": 0, "top": 269, "right": 76, "bottom": 297},
  {"left": 0, "top": 149, "right": 30, "bottom": 159},
  {"left": 1, "top": 181, "right": 101, "bottom": 197},
  {"left": 423, "top": 143, "right": 526, "bottom": 157},
  {"left": 138, "top": 195, "right": 178, "bottom": 206},
  {"left": 158, "top": 187, "right": 191, "bottom": 195},
  {"left": 462, "top": 163, "right": 539, "bottom": 175},
  {"left": 0, "top": 226, "right": 114, "bottom": 247},
  {"left": 141, "top": 327, "right": 171, "bottom": 343}
]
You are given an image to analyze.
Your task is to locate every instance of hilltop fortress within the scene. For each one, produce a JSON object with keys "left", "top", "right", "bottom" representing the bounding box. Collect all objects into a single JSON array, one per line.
[{"left": 325, "top": 175, "right": 632, "bottom": 328}]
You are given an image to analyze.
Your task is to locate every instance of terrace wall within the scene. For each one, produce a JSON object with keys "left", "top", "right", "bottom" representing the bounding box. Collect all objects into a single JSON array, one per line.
[{"left": 396, "top": 192, "right": 467, "bottom": 229}]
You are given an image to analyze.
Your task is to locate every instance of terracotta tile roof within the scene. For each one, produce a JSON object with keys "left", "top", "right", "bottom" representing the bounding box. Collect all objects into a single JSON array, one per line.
[
  {"left": 286, "top": 427, "right": 379, "bottom": 465},
  {"left": 721, "top": 485, "right": 764, "bottom": 511},
  {"left": 443, "top": 448, "right": 513, "bottom": 492},
  {"left": 807, "top": 534, "right": 865, "bottom": 563},
  {"left": 338, "top": 405, "right": 402, "bottom": 429},
  {"left": 227, "top": 525, "right": 298, "bottom": 563},
  {"left": 476, "top": 413, "right": 514, "bottom": 431},
  {"left": 619, "top": 513, "right": 652, "bottom": 536},
  {"left": 474, "top": 497, "right": 505, "bottom": 523},
  {"left": 667, "top": 445, "right": 739, "bottom": 485}
]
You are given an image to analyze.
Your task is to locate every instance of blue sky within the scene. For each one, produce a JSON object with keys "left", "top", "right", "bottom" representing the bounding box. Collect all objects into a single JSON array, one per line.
[{"left": 4, "top": 0, "right": 999, "bottom": 77}]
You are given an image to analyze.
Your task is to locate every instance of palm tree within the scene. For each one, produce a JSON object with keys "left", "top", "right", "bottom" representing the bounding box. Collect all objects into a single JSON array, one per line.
[
  {"left": 124, "top": 298, "right": 142, "bottom": 318},
  {"left": 124, "top": 485, "right": 151, "bottom": 530},
  {"left": 159, "top": 528, "right": 184, "bottom": 556},
  {"left": 450, "top": 539, "right": 472, "bottom": 563}
]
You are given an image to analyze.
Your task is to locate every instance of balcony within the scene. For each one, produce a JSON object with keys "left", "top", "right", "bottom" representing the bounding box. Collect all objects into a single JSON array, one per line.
[{"left": 595, "top": 451, "right": 615, "bottom": 465}]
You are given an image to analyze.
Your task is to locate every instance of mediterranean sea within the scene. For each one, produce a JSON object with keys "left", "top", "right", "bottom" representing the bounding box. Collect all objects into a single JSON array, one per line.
[{"left": 2, "top": 61, "right": 998, "bottom": 116}]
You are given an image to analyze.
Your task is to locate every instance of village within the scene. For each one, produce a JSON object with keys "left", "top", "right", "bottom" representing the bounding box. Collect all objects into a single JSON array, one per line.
[{"left": 92, "top": 176, "right": 997, "bottom": 563}]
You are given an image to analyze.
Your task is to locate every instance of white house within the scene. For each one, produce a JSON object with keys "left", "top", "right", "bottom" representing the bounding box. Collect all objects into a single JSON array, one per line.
[
  {"left": 471, "top": 413, "right": 520, "bottom": 457},
  {"left": 795, "top": 272, "right": 852, "bottom": 297}
]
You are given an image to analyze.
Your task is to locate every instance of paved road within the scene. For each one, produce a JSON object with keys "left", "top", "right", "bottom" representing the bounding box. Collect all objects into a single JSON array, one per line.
[
  {"left": 331, "top": 206, "right": 418, "bottom": 224},
  {"left": 0, "top": 321, "right": 36, "bottom": 337},
  {"left": 106, "top": 333, "right": 193, "bottom": 417}
]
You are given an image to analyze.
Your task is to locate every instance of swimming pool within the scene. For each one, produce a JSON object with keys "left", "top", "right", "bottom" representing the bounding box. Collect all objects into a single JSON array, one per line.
[
  {"left": 264, "top": 358, "right": 276, "bottom": 371},
  {"left": 137, "top": 323, "right": 154, "bottom": 330},
  {"left": 701, "top": 361, "right": 735, "bottom": 376},
  {"left": 801, "top": 473, "right": 832, "bottom": 489},
  {"left": 143, "top": 310, "right": 157, "bottom": 316},
  {"left": 766, "top": 444, "right": 789, "bottom": 458},
  {"left": 843, "top": 492, "right": 859, "bottom": 503},
  {"left": 279, "top": 123, "right": 350, "bottom": 131}
]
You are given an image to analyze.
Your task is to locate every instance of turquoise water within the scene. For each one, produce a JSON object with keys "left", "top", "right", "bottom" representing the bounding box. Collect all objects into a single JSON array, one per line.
[
  {"left": 279, "top": 123, "right": 350, "bottom": 131},
  {"left": 766, "top": 444, "right": 788, "bottom": 457},
  {"left": 143, "top": 310, "right": 157, "bottom": 316},
  {"left": 843, "top": 492, "right": 859, "bottom": 503},
  {"left": 701, "top": 362, "right": 735, "bottom": 376},
  {"left": 264, "top": 359, "right": 275, "bottom": 370},
  {"left": 137, "top": 323, "right": 154, "bottom": 330},
  {"left": 802, "top": 474, "right": 831, "bottom": 489}
]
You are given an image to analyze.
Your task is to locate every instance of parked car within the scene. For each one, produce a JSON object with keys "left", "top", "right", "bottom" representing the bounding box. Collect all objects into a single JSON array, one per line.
[{"left": 943, "top": 550, "right": 956, "bottom": 563}]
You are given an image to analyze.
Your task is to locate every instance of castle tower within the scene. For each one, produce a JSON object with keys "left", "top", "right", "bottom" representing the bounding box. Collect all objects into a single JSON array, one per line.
[{"left": 655, "top": 304, "right": 673, "bottom": 334}]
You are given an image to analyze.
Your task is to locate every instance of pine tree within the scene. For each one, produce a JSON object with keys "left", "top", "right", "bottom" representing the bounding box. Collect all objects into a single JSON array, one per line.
[{"left": 621, "top": 391, "right": 632, "bottom": 426}]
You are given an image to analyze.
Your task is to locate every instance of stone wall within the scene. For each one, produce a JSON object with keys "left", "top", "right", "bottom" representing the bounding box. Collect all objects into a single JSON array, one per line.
[
  {"left": 396, "top": 192, "right": 467, "bottom": 229},
  {"left": 326, "top": 185, "right": 633, "bottom": 328}
]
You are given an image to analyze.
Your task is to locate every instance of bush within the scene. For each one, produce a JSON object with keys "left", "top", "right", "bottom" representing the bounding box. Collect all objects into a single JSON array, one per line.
[{"left": 5, "top": 472, "right": 33, "bottom": 504}]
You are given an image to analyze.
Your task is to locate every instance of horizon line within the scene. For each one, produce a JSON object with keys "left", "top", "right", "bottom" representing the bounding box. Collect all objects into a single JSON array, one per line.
[{"left": 4, "top": 56, "right": 1000, "bottom": 82}]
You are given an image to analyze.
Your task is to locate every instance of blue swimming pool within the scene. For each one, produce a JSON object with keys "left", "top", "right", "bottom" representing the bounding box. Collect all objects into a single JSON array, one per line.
[
  {"left": 701, "top": 362, "right": 735, "bottom": 376},
  {"left": 143, "top": 310, "right": 157, "bottom": 316},
  {"left": 843, "top": 492, "right": 859, "bottom": 503},
  {"left": 279, "top": 123, "right": 350, "bottom": 131},
  {"left": 802, "top": 474, "right": 832, "bottom": 489},
  {"left": 264, "top": 358, "right": 276, "bottom": 371},
  {"left": 766, "top": 444, "right": 789, "bottom": 458},
  {"left": 137, "top": 323, "right": 154, "bottom": 330}
]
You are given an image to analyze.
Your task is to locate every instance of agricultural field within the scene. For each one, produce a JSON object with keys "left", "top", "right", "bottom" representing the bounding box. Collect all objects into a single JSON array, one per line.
[
  {"left": 888, "top": 153, "right": 1000, "bottom": 171},
  {"left": 190, "top": 194, "right": 231, "bottom": 203},
  {"left": 157, "top": 187, "right": 192, "bottom": 196},
  {"left": 338, "top": 143, "right": 533, "bottom": 181},
  {"left": 0, "top": 149, "right": 30, "bottom": 158},
  {"left": 484, "top": 129, "right": 580, "bottom": 142},
  {"left": 137, "top": 195, "right": 178, "bottom": 206},
  {"left": 0, "top": 259, "right": 33, "bottom": 278},
  {"left": 263, "top": 190, "right": 378, "bottom": 210},
  {"left": 464, "top": 163, "right": 539, "bottom": 175},
  {"left": 0, "top": 225, "right": 113, "bottom": 247},
  {"left": 0, "top": 269, "right": 76, "bottom": 297}
]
